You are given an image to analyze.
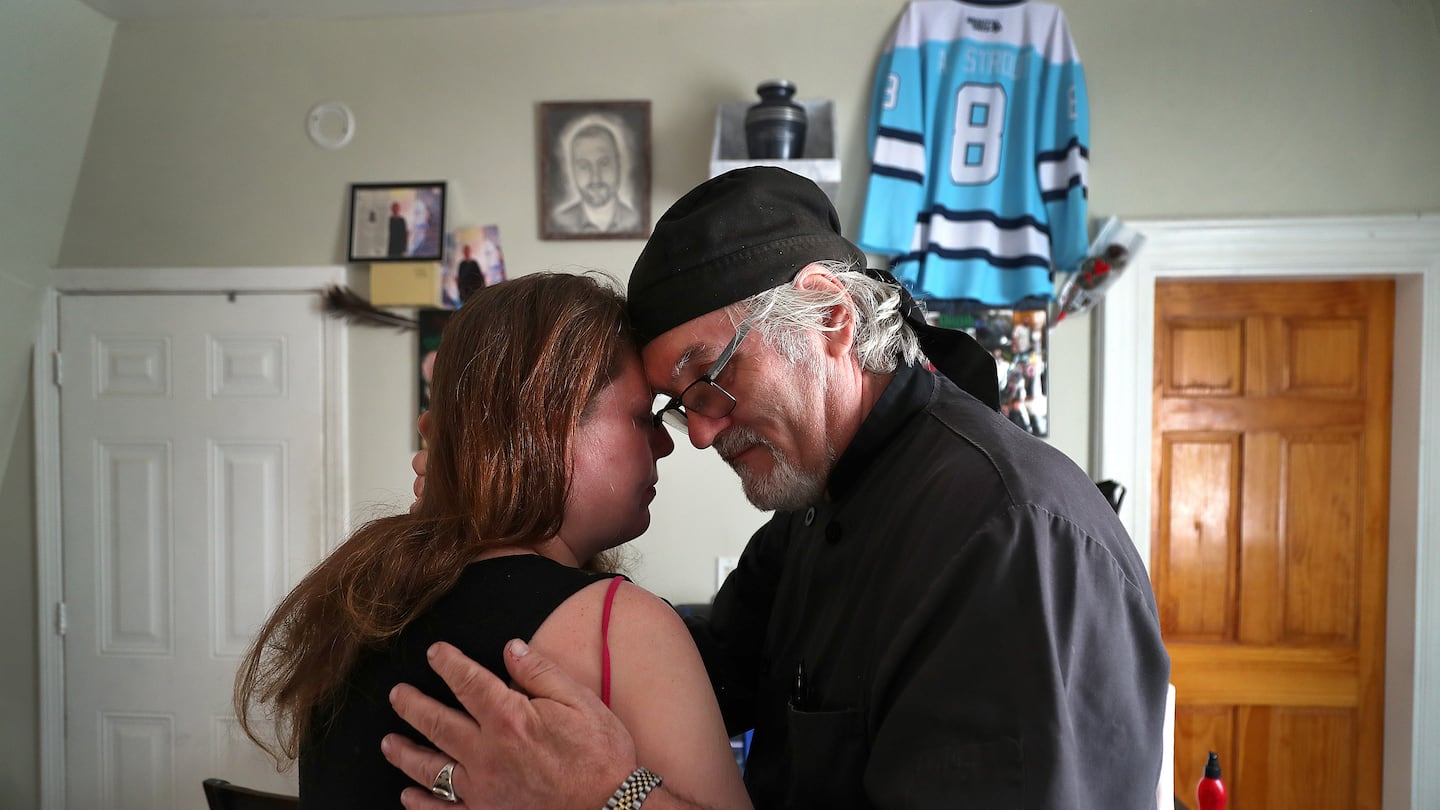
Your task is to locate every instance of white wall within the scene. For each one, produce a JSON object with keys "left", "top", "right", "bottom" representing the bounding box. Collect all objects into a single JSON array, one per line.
[
  {"left": 0, "top": 1, "right": 115, "bottom": 805},
  {"left": 0, "top": 0, "right": 113, "bottom": 801},
  {"left": 0, "top": 0, "right": 114, "bottom": 471}
]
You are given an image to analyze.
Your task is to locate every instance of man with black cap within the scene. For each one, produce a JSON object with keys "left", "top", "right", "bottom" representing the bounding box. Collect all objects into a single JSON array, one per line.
[{"left": 383, "top": 167, "right": 1169, "bottom": 809}]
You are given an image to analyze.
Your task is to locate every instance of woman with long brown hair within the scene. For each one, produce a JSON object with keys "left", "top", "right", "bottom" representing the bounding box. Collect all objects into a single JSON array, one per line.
[{"left": 235, "top": 272, "right": 751, "bottom": 809}]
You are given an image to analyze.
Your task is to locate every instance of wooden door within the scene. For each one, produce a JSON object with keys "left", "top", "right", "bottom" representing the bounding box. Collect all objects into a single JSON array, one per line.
[{"left": 1152, "top": 280, "right": 1392, "bottom": 809}]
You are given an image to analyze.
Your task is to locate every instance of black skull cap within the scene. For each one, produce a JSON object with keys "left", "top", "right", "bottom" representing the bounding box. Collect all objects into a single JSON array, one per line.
[{"left": 626, "top": 167, "right": 865, "bottom": 343}]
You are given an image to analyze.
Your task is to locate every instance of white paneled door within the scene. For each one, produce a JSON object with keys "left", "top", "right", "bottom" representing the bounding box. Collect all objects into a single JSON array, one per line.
[{"left": 60, "top": 293, "right": 328, "bottom": 809}]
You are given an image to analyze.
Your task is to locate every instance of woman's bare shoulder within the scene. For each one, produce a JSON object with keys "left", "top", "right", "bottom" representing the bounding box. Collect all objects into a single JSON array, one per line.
[{"left": 531, "top": 578, "right": 751, "bottom": 808}]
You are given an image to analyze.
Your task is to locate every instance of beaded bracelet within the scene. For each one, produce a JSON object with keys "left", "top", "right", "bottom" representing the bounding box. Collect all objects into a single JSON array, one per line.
[{"left": 602, "top": 766, "right": 663, "bottom": 809}]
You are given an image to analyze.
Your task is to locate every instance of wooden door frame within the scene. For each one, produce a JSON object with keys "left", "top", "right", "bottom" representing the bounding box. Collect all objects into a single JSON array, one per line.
[
  {"left": 1094, "top": 215, "right": 1440, "bottom": 810},
  {"left": 33, "top": 266, "right": 350, "bottom": 810}
]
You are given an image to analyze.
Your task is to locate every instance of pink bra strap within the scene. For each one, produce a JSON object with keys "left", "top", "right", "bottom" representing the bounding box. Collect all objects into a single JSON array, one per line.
[{"left": 600, "top": 576, "right": 623, "bottom": 708}]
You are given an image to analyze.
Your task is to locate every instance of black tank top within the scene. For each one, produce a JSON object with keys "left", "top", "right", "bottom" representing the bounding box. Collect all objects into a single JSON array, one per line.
[{"left": 297, "top": 554, "right": 616, "bottom": 808}]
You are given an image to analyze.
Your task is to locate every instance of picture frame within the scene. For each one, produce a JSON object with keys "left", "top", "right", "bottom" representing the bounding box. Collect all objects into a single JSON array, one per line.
[
  {"left": 441, "top": 225, "right": 508, "bottom": 309},
  {"left": 348, "top": 181, "right": 447, "bottom": 263},
  {"left": 538, "top": 100, "right": 650, "bottom": 240},
  {"left": 925, "top": 302, "right": 1051, "bottom": 437}
]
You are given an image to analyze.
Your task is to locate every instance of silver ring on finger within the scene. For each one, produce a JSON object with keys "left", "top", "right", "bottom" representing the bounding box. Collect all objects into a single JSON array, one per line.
[{"left": 430, "top": 760, "right": 459, "bottom": 803}]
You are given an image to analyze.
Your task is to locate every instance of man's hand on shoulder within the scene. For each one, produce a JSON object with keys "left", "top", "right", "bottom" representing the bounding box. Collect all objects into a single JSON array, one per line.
[{"left": 383, "top": 640, "right": 636, "bottom": 809}]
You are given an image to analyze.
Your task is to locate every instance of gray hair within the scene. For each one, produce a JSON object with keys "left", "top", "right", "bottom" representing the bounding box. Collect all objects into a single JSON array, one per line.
[{"left": 731, "top": 259, "right": 925, "bottom": 374}]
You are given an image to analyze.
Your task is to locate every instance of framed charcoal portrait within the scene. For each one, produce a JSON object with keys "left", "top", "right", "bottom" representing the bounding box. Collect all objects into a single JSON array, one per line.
[
  {"left": 348, "top": 181, "right": 447, "bottom": 262},
  {"left": 926, "top": 303, "right": 1051, "bottom": 437},
  {"left": 538, "top": 100, "right": 650, "bottom": 240}
]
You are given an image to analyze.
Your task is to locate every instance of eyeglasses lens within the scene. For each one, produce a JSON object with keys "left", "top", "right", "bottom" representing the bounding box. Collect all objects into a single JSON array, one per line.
[{"left": 681, "top": 382, "right": 735, "bottom": 418}]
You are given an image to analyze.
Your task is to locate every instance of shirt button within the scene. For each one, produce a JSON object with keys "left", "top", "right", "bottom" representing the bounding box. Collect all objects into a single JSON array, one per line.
[
  {"left": 825, "top": 523, "right": 842, "bottom": 544},
  {"left": 803, "top": 507, "right": 816, "bottom": 526}
]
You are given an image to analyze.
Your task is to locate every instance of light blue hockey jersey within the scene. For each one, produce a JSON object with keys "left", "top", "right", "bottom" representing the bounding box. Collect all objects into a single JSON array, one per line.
[{"left": 859, "top": 0, "right": 1089, "bottom": 307}]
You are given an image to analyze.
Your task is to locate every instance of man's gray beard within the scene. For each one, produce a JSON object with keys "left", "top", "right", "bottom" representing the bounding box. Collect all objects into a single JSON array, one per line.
[{"left": 715, "top": 426, "right": 831, "bottom": 512}]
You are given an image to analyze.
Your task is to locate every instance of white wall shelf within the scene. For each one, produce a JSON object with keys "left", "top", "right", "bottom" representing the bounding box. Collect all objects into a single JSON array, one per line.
[{"left": 709, "top": 98, "right": 840, "bottom": 203}]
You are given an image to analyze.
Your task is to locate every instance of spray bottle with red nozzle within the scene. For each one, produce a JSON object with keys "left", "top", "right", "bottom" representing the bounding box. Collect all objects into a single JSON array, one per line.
[{"left": 1197, "top": 751, "right": 1227, "bottom": 810}]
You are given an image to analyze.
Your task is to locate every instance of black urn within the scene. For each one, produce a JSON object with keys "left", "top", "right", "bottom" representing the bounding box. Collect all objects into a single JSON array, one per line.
[{"left": 745, "top": 80, "right": 808, "bottom": 160}]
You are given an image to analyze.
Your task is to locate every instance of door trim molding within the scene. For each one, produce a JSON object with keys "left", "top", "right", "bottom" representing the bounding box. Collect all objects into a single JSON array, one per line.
[
  {"left": 1094, "top": 214, "right": 1440, "bottom": 809},
  {"left": 34, "top": 265, "right": 349, "bottom": 809},
  {"left": 32, "top": 288, "right": 63, "bottom": 810},
  {"left": 51, "top": 264, "right": 347, "bottom": 293}
]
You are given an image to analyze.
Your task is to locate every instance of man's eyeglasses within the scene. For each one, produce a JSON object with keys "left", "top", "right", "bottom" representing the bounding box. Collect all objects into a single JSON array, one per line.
[{"left": 652, "top": 317, "right": 754, "bottom": 432}]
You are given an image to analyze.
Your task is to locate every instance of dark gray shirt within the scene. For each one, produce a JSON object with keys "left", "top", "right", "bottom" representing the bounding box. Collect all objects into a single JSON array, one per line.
[{"left": 689, "top": 363, "right": 1170, "bottom": 809}]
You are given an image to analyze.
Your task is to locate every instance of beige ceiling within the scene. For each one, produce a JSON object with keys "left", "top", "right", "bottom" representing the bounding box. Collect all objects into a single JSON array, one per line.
[
  {"left": 75, "top": 0, "right": 1440, "bottom": 38},
  {"left": 76, "top": 0, "right": 701, "bottom": 21}
]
